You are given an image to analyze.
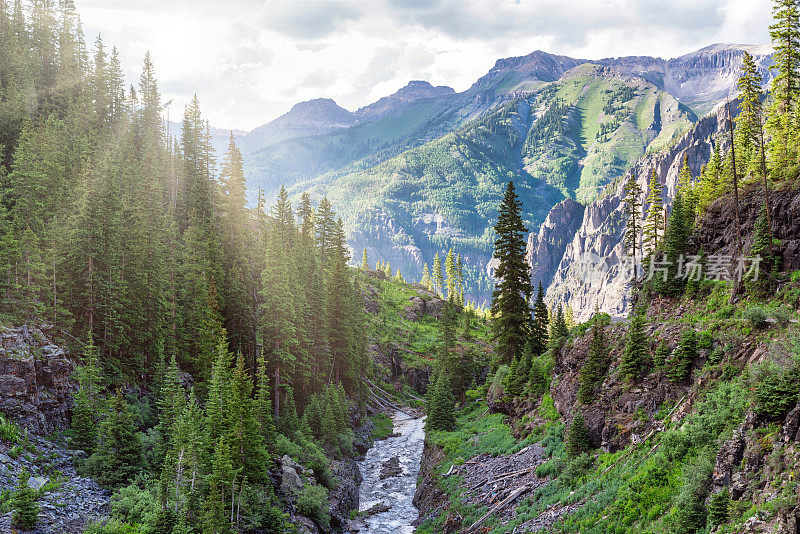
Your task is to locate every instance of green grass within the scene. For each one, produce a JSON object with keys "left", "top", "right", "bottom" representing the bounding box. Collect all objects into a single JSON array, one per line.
[{"left": 369, "top": 413, "right": 394, "bottom": 440}]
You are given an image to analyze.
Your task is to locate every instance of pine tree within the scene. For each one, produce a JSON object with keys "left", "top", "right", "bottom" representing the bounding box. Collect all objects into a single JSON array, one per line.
[
  {"left": 619, "top": 308, "right": 648, "bottom": 382},
  {"left": 491, "top": 182, "right": 533, "bottom": 366},
  {"left": 707, "top": 487, "right": 730, "bottom": 528},
  {"left": 203, "top": 439, "right": 235, "bottom": 534},
  {"left": 623, "top": 173, "right": 643, "bottom": 260},
  {"left": 11, "top": 469, "right": 39, "bottom": 529},
  {"left": 577, "top": 312, "right": 610, "bottom": 403},
  {"left": 642, "top": 170, "right": 663, "bottom": 256},
  {"left": 425, "top": 371, "right": 456, "bottom": 432},
  {"left": 678, "top": 158, "right": 697, "bottom": 232},
  {"left": 551, "top": 305, "right": 569, "bottom": 343},
  {"left": 361, "top": 248, "right": 369, "bottom": 270},
  {"left": 432, "top": 253, "right": 443, "bottom": 296},
  {"left": 91, "top": 393, "right": 142, "bottom": 488},
  {"left": 767, "top": 0, "right": 800, "bottom": 170},
  {"left": 565, "top": 412, "right": 590, "bottom": 458},
  {"left": 227, "top": 352, "right": 269, "bottom": 483}
]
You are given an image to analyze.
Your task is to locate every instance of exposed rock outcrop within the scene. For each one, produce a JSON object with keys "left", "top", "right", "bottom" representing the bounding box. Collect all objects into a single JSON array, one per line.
[
  {"left": 0, "top": 325, "right": 76, "bottom": 435},
  {"left": 543, "top": 103, "right": 736, "bottom": 320},
  {"left": 526, "top": 199, "right": 585, "bottom": 291}
]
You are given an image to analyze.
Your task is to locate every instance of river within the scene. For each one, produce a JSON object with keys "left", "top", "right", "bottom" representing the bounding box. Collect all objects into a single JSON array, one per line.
[{"left": 355, "top": 411, "right": 426, "bottom": 533}]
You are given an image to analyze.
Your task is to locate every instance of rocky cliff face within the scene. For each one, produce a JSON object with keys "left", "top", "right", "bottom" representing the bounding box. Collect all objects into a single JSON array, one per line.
[
  {"left": 525, "top": 199, "right": 585, "bottom": 291},
  {"left": 0, "top": 324, "right": 76, "bottom": 435},
  {"left": 356, "top": 80, "right": 455, "bottom": 123},
  {"left": 541, "top": 103, "right": 734, "bottom": 321}
]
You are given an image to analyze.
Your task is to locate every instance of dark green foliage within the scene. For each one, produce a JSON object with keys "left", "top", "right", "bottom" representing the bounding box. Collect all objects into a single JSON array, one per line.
[
  {"left": 89, "top": 393, "right": 142, "bottom": 489},
  {"left": 623, "top": 172, "right": 643, "bottom": 259},
  {"left": 549, "top": 304, "right": 570, "bottom": 349},
  {"left": 748, "top": 339, "right": 800, "bottom": 417},
  {"left": 565, "top": 412, "right": 590, "bottom": 458},
  {"left": 654, "top": 340, "right": 672, "bottom": 368},
  {"left": 747, "top": 206, "right": 775, "bottom": 297},
  {"left": 491, "top": 182, "right": 533, "bottom": 366},
  {"left": 666, "top": 330, "right": 697, "bottom": 383},
  {"left": 426, "top": 371, "right": 456, "bottom": 432},
  {"left": 296, "top": 484, "right": 330, "bottom": 531},
  {"left": 619, "top": 309, "right": 649, "bottom": 382},
  {"left": 527, "top": 355, "right": 550, "bottom": 398},
  {"left": 707, "top": 487, "right": 730, "bottom": 528},
  {"left": 654, "top": 192, "right": 689, "bottom": 296},
  {"left": 11, "top": 469, "right": 39, "bottom": 529},
  {"left": 530, "top": 282, "right": 549, "bottom": 357},
  {"left": 671, "top": 454, "right": 713, "bottom": 533},
  {"left": 577, "top": 313, "right": 610, "bottom": 403}
]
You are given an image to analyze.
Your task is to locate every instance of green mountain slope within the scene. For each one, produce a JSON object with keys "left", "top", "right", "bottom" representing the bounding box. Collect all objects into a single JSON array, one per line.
[{"left": 289, "top": 65, "right": 695, "bottom": 302}]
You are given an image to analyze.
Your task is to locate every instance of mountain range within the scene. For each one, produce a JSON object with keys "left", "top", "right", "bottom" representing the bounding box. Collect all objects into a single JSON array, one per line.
[{"left": 231, "top": 43, "right": 773, "bottom": 311}]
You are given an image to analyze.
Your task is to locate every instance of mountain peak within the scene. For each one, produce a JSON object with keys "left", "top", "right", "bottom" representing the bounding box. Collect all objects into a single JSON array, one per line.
[{"left": 356, "top": 80, "right": 455, "bottom": 121}]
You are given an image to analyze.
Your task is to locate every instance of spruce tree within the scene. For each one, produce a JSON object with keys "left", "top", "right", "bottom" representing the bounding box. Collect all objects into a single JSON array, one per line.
[
  {"left": 425, "top": 371, "right": 456, "bottom": 432},
  {"left": 490, "top": 182, "right": 533, "bottom": 366},
  {"left": 92, "top": 393, "right": 142, "bottom": 488},
  {"left": 530, "top": 282, "right": 549, "bottom": 356},
  {"left": 642, "top": 170, "right": 663, "bottom": 256},
  {"left": 707, "top": 487, "right": 730, "bottom": 528},
  {"left": 736, "top": 51, "right": 765, "bottom": 176},
  {"left": 565, "top": 412, "right": 590, "bottom": 458},
  {"left": 11, "top": 469, "right": 39, "bottom": 529},
  {"left": 656, "top": 191, "right": 688, "bottom": 296},
  {"left": 666, "top": 330, "right": 697, "bottom": 383},
  {"left": 361, "top": 248, "right": 369, "bottom": 270},
  {"left": 767, "top": 0, "right": 800, "bottom": 170},
  {"left": 747, "top": 205, "right": 774, "bottom": 297},
  {"left": 432, "top": 253, "right": 443, "bottom": 296},
  {"left": 445, "top": 248, "right": 456, "bottom": 301},
  {"left": 577, "top": 312, "right": 610, "bottom": 403},
  {"left": 619, "top": 308, "right": 648, "bottom": 382},
  {"left": 623, "top": 173, "right": 643, "bottom": 260}
]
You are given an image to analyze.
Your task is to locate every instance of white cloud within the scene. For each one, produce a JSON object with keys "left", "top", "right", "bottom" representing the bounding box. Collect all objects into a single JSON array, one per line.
[{"left": 75, "top": 0, "right": 772, "bottom": 131}]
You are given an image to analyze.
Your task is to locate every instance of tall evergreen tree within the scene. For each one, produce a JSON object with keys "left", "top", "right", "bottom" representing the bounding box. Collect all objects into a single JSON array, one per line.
[
  {"left": 490, "top": 182, "right": 532, "bottom": 366},
  {"left": 642, "top": 170, "right": 663, "bottom": 256},
  {"left": 623, "top": 173, "right": 643, "bottom": 263}
]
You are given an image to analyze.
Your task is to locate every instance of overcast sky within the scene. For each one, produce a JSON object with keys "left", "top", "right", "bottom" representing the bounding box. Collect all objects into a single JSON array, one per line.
[{"left": 74, "top": 0, "right": 772, "bottom": 131}]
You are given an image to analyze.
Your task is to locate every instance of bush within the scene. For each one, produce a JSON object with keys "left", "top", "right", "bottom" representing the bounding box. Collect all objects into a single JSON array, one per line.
[
  {"left": 671, "top": 454, "right": 713, "bottom": 533},
  {"left": 0, "top": 414, "right": 19, "bottom": 443},
  {"left": 110, "top": 476, "right": 159, "bottom": 528},
  {"left": 559, "top": 453, "right": 593, "bottom": 488},
  {"left": 488, "top": 365, "right": 510, "bottom": 401},
  {"left": 296, "top": 484, "right": 329, "bottom": 530},
  {"left": 743, "top": 306, "right": 768, "bottom": 329},
  {"left": 748, "top": 340, "right": 800, "bottom": 417}
]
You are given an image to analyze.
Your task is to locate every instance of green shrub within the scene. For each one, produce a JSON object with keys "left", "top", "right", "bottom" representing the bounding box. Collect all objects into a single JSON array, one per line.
[
  {"left": 369, "top": 413, "right": 393, "bottom": 440},
  {"left": 0, "top": 414, "right": 19, "bottom": 443},
  {"left": 743, "top": 306, "right": 768, "bottom": 329},
  {"left": 560, "top": 453, "right": 593, "bottom": 488},
  {"left": 666, "top": 330, "right": 697, "bottom": 383},
  {"left": 748, "top": 340, "right": 800, "bottom": 417},
  {"left": 110, "top": 476, "right": 159, "bottom": 527},
  {"left": 83, "top": 519, "right": 146, "bottom": 534},
  {"left": 654, "top": 341, "right": 672, "bottom": 368},
  {"left": 296, "top": 484, "right": 330, "bottom": 530}
]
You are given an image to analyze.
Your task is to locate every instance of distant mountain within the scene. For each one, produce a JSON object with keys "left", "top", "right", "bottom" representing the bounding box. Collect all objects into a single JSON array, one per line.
[
  {"left": 355, "top": 80, "right": 455, "bottom": 122},
  {"left": 239, "top": 98, "right": 358, "bottom": 153},
  {"left": 237, "top": 43, "right": 772, "bottom": 306}
]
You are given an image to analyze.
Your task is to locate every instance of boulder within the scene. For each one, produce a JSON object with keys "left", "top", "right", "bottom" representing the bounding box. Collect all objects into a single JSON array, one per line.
[{"left": 280, "top": 464, "right": 303, "bottom": 495}]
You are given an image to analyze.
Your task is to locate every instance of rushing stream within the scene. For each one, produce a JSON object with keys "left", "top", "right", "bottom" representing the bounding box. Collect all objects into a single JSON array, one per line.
[{"left": 355, "top": 411, "right": 426, "bottom": 533}]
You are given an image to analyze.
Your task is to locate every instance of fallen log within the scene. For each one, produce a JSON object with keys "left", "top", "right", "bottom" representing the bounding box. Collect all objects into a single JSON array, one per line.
[{"left": 463, "top": 484, "right": 530, "bottom": 533}]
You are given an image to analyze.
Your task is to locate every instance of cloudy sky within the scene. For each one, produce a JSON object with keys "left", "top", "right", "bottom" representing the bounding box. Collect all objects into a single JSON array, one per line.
[{"left": 75, "top": 0, "right": 772, "bottom": 131}]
